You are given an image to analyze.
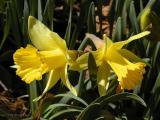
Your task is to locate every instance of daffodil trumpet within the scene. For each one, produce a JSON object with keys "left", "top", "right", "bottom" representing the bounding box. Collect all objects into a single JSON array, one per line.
[
  {"left": 13, "top": 16, "right": 77, "bottom": 99},
  {"left": 71, "top": 31, "right": 150, "bottom": 96}
]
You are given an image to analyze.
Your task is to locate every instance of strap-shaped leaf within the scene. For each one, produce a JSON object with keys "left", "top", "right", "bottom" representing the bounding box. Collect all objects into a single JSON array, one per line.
[
  {"left": 55, "top": 94, "right": 88, "bottom": 107},
  {"left": 49, "top": 109, "right": 81, "bottom": 120},
  {"left": 100, "top": 92, "right": 146, "bottom": 107},
  {"left": 77, "top": 103, "right": 101, "bottom": 120}
]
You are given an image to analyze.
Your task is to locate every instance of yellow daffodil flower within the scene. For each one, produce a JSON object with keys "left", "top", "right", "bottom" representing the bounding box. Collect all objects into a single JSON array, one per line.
[
  {"left": 13, "top": 16, "right": 77, "bottom": 97},
  {"left": 71, "top": 31, "right": 150, "bottom": 96}
]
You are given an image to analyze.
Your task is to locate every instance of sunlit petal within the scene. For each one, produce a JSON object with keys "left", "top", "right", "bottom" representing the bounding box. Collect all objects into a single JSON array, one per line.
[
  {"left": 119, "top": 62, "right": 146, "bottom": 90},
  {"left": 33, "top": 70, "right": 60, "bottom": 101},
  {"left": 103, "top": 34, "right": 113, "bottom": 48},
  {"left": 106, "top": 50, "right": 146, "bottom": 90},
  {"left": 13, "top": 45, "right": 48, "bottom": 83},
  {"left": 86, "top": 33, "right": 113, "bottom": 49},
  {"left": 60, "top": 65, "right": 77, "bottom": 96},
  {"left": 86, "top": 33, "right": 105, "bottom": 49},
  {"left": 38, "top": 49, "right": 67, "bottom": 70},
  {"left": 68, "top": 50, "right": 78, "bottom": 61},
  {"left": 97, "top": 62, "right": 110, "bottom": 96},
  {"left": 118, "top": 49, "right": 149, "bottom": 66},
  {"left": 70, "top": 47, "right": 105, "bottom": 71},
  {"left": 92, "top": 48, "right": 105, "bottom": 66},
  {"left": 76, "top": 52, "right": 89, "bottom": 70},
  {"left": 110, "top": 31, "right": 150, "bottom": 49},
  {"left": 42, "top": 70, "right": 60, "bottom": 95},
  {"left": 28, "top": 16, "right": 67, "bottom": 52}
]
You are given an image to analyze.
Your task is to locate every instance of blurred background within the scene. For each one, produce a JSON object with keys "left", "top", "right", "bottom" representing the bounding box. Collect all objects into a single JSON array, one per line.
[{"left": 1, "top": 0, "right": 160, "bottom": 120}]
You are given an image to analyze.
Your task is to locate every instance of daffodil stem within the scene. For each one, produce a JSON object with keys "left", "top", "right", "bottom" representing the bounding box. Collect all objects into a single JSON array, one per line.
[
  {"left": 78, "top": 37, "right": 89, "bottom": 51},
  {"left": 77, "top": 71, "right": 85, "bottom": 97},
  {"left": 29, "top": 81, "right": 38, "bottom": 115},
  {"left": 78, "top": 37, "right": 96, "bottom": 51}
]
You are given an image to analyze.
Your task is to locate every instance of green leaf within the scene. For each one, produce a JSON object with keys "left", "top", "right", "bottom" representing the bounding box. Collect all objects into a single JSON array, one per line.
[
  {"left": 115, "top": 0, "right": 125, "bottom": 18},
  {"left": 100, "top": 92, "right": 146, "bottom": 107},
  {"left": 43, "top": 103, "right": 83, "bottom": 118},
  {"left": 0, "top": 50, "right": 14, "bottom": 62},
  {"left": 45, "top": 103, "right": 83, "bottom": 113},
  {"left": 47, "top": 0, "right": 54, "bottom": 30},
  {"left": 129, "top": 1, "right": 146, "bottom": 56},
  {"left": 122, "top": 0, "right": 131, "bottom": 36},
  {"left": 0, "top": 10, "right": 10, "bottom": 49},
  {"left": 113, "top": 17, "right": 122, "bottom": 41},
  {"left": 77, "top": 71, "right": 85, "bottom": 97},
  {"left": 22, "top": 0, "right": 30, "bottom": 45},
  {"left": 140, "top": 0, "right": 143, "bottom": 11},
  {"left": 152, "top": 41, "right": 160, "bottom": 68},
  {"left": 64, "top": 1, "right": 73, "bottom": 46},
  {"left": 108, "top": 0, "right": 116, "bottom": 37},
  {"left": 152, "top": 72, "right": 160, "bottom": 93},
  {"left": 9, "top": 0, "right": 22, "bottom": 47},
  {"left": 77, "top": 92, "right": 144, "bottom": 120},
  {"left": 55, "top": 94, "right": 88, "bottom": 106},
  {"left": 69, "top": 24, "right": 77, "bottom": 49},
  {"left": 105, "top": 78, "right": 118, "bottom": 97},
  {"left": 30, "top": 0, "right": 38, "bottom": 16},
  {"left": 69, "top": 1, "right": 91, "bottom": 49},
  {"left": 88, "top": 53, "right": 98, "bottom": 75},
  {"left": 77, "top": 103, "right": 101, "bottom": 120},
  {"left": 0, "top": 65, "right": 12, "bottom": 86},
  {"left": 87, "top": 2, "right": 96, "bottom": 34},
  {"left": 48, "top": 109, "right": 81, "bottom": 120},
  {"left": 129, "top": 1, "right": 140, "bottom": 33}
]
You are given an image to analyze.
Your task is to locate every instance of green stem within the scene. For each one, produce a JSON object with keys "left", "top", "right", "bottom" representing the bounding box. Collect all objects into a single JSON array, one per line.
[
  {"left": 78, "top": 37, "right": 89, "bottom": 51},
  {"left": 29, "top": 81, "right": 38, "bottom": 115},
  {"left": 78, "top": 37, "right": 96, "bottom": 51}
]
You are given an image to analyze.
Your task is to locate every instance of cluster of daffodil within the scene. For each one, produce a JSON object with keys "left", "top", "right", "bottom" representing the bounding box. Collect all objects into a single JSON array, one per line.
[{"left": 13, "top": 16, "right": 150, "bottom": 97}]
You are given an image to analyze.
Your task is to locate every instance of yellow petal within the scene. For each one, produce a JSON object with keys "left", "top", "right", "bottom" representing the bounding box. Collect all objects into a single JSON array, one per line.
[
  {"left": 13, "top": 45, "right": 48, "bottom": 83},
  {"left": 60, "top": 65, "right": 77, "bottom": 96},
  {"left": 69, "top": 62, "right": 81, "bottom": 71},
  {"left": 42, "top": 70, "right": 60, "bottom": 94},
  {"left": 118, "top": 49, "right": 149, "bottom": 66},
  {"left": 76, "top": 52, "right": 89, "bottom": 70},
  {"left": 110, "top": 31, "right": 150, "bottom": 49},
  {"left": 41, "top": 70, "right": 60, "bottom": 97},
  {"left": 97, "top": 62, "right": 110, "bottom": 96},
  {"left": 33, "top": 70, "right": 60, "bottom": 101},
  {"left": 103, "top": 34, "right": 113, "bottom": 48},
  {"left": 68, "top": 50, "right": 80, "bottom": 70},
  {"left": 106, "top": 50, "right": 146, "bottom": 90},
  {"left": 68, "top": 50, "right": 78, "bottom": 61},
  {"left": 86, "top": 33, "right": 113, "bottom": 49},
  {"left": 28, "top": 16, "right": 67, "bottom": 52},
  {"left": 67, "top": 50, "right": 78, "bottom": 66},
  {"left": 119, "top": 62, "right": 146, "bottom": 90},
  {"left": 92, "top": 47, "right": 105, "bottom": 66},
  {"left": 86, "top": 33, "right": 105, "bottom": 49},
  {"left": 38, "top": 49, "right": 67, "bottom": 70},
  {"left": 70, "top": 47, "right": 105, "bottom": 71}
]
